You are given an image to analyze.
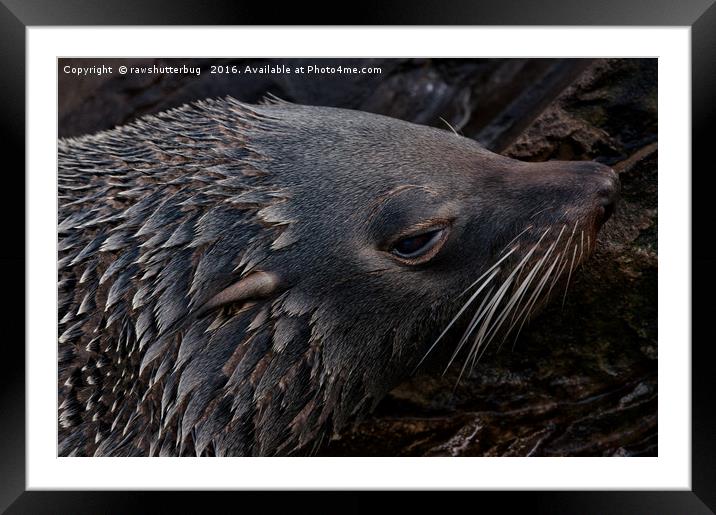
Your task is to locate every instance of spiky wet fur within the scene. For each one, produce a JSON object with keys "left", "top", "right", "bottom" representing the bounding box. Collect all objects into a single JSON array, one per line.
[
  {"left": 59, "top": 98, "right": 431, "bottom": 456},
  {"left": 58, "top": 97, "right": 613, "bottom": 456}
]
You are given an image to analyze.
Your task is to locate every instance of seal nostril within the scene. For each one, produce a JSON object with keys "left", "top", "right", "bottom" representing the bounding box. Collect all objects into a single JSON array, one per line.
[
  {"left": 601, "top": 197, "right": 616, "bottom": 223},
  {"left": 597, "top": 169, "right": 620, "bottom": 224}
]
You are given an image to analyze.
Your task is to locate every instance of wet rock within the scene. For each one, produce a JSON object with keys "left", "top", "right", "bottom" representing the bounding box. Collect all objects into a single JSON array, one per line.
[{"left": 505, "top": 58, "right": 657, "bottom": 163}]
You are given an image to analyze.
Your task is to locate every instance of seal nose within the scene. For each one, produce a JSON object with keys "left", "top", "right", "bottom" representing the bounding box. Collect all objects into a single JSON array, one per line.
[{"left": 595, "top": 166, "right": 620, "bottom": 225}]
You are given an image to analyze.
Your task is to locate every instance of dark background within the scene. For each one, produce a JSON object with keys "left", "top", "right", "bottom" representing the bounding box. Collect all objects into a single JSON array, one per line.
[{"left": 57, "top": 57, "right": 658, "bottom": 457}]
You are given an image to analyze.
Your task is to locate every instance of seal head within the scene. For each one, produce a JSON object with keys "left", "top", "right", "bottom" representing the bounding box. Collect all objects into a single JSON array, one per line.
[{"left": 58, "top": 98, "right": 618, "bottom": 456}]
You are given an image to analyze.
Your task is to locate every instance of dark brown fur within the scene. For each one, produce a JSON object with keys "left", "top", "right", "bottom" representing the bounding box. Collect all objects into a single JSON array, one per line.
[{"left": 58, "top": 98, "right": 618, "bottom": 456}]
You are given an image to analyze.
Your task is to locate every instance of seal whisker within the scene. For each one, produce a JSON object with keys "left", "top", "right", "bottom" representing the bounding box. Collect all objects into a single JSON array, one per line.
[
  {"left": 459, "top": 246, "right": 518, "bottom": 297},
  {"left": 562, "top": 243, "right": 579, "bottom": 309},
  {"left": 495, "top": 237, "right": 565, "bottom": 352},
  {"left": 472, "top": 227, "right": 551, "bottom": 336},
  {"left": 500, "top": 250, "right": 562, "bottom": 351},
  {"left": 548, "top": 222, "right": 577, "bottom": 295},
  {"left": 545, "top": 249, "right": 569, "bottom": 303},
  {"left": 499, "top": 225, "right": 534, "bottom": 257},
  {"left": 443, "top": 284, "right": 496, "bottom": 374},
  {"left": 451, "top": 267, "right": 523, "bottom": 380},
  {"left": 507, "top": 253, "right": 544, "bottom": 328},
  {"left": 476, "top": 227, "right": 564, "bottom": 352},
  {"left": 543, "top": 224, "right": 575, "bottom": 303},
  {"left": 460, "top": 273, "right": 515, "bottom": 380},
  {"left": 459, "top": 228, "right": 553, "bottom": 376},
  {"left": 527, "top": 250, "right": 563, "bottom": 318},
  {"left": 491, "top": 227, "right": 565, "bottom": 354},
  {"left": 459, "top": 242, "right": 534, "bottom": 355},
  {"left": 439, "top": 117, "right": 460, "bottom": 136},
  {"left": 508, "top": 247, "right": 563, "bottom": 353},
  {"left": 502, "top": 227, "right": 568, "bottom": 351},
  {"left": 529, "top": 202, "right": 555, "bottom": 220},
  {"left": 414, "top": 267, "right": 500, "bottom": 372}
]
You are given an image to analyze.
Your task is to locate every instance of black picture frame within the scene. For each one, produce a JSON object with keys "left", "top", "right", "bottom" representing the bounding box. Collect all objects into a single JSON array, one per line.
[{"left": 3, "top": 1, "right": 714, "bottom": 513}]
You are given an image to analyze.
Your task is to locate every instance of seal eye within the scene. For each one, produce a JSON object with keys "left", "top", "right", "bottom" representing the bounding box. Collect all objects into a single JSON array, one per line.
[{"left": 391, "top": 228, "right": 447, "bottom": 263}]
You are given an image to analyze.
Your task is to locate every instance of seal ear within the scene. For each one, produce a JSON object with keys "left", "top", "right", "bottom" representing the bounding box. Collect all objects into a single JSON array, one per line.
[{"left": 197, "top": 271, "right": 280, "bottom": 316}]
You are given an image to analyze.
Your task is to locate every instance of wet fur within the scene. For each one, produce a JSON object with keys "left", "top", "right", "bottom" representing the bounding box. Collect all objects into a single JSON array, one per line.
[{"left": 58, "top": 97, "right": 615, "bottom": 456}]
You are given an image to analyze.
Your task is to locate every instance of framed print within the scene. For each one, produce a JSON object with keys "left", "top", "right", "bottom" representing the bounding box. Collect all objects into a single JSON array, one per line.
[{"left": 4, "top": 0, "right": 714, "bottom": 512}]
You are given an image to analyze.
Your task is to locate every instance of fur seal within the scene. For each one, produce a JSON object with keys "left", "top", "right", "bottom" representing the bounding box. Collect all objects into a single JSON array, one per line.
[{"left": 57, "top": 97, "right": 619, "bottom": 456}]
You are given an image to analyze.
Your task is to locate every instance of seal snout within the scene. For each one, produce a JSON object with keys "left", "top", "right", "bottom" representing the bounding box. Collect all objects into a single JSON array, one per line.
[
  {"left": 568, "top": 161, "right": 620, "bottom": 226},
  {"left": 593, "top": 165, "right": 620, "bottom": 226}
]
